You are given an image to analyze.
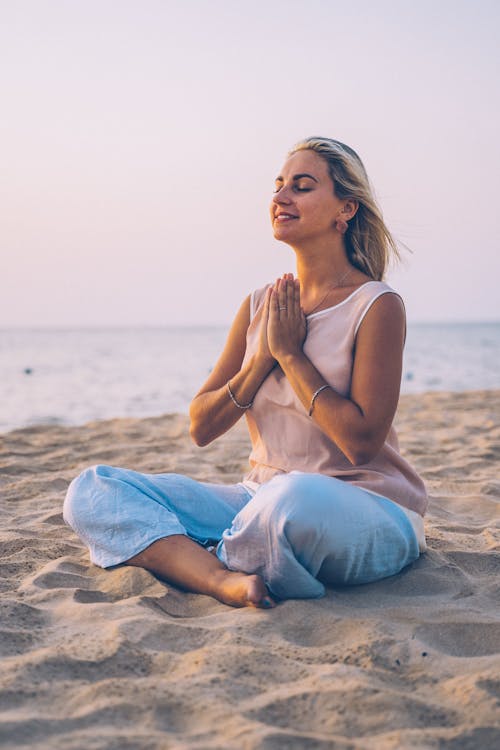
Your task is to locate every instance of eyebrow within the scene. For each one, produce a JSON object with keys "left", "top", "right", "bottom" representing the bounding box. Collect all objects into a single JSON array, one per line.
[{"left": 275, "top": 173, "right": 319, "bottom": 183}]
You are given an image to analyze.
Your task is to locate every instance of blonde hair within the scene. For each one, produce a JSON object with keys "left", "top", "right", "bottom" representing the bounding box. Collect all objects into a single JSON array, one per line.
[{"left": 289, "top": 137, "right": 400, "bottom": 280}]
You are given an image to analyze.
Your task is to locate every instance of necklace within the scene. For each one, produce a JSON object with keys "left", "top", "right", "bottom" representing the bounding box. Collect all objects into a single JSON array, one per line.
[{"left": 305, "top": 267, "right": 353, "bottom": 315}]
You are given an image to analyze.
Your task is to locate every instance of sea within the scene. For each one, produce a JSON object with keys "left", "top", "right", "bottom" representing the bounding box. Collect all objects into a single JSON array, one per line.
[{"left": 1, "top": 323, "right": 499, "bottom": 434}]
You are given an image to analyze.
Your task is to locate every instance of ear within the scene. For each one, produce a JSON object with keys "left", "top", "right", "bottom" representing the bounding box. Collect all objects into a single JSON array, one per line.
[{"left": 342, "top": 198, "right": 359, "bottom": 221}]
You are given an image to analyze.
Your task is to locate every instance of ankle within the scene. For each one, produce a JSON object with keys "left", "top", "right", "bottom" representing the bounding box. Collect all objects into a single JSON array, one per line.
[{"left": 206, "top": 566, "right": 233, "bottom": 596}]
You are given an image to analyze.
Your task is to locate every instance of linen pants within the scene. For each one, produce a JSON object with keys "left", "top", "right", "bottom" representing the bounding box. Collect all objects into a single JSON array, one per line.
[{"left": 63, "top": 465, "right": 420, "bottom": 600}]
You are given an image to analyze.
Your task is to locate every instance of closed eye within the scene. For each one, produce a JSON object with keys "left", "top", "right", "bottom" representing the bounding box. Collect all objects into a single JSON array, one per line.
[{"left": 273, "top": 185, "right": 312, "bottom": 193}]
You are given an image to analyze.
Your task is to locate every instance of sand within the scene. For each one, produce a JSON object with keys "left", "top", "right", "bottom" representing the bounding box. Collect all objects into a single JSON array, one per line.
[{"left": 0, "top": 390, "right": 499, "bottom": 749}]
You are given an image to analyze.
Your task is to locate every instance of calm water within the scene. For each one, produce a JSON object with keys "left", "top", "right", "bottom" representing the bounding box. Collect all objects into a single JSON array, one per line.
[{"left": 1, "top": 323, "right": 499, "bottom": 433}]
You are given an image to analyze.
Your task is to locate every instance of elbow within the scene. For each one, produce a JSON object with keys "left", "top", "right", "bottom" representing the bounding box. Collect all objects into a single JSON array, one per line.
[
  {"left": 346, "top": 449, "right": 376, "bottom": 467},
  {"left": 189, "top": 396, "right": 219, "bottom": 447},
  {"left": 188, "top": 404, "right": 213, "bottom": 447},
  {"left": 188, "top": 402, "right": 208, "bottom": 447},
  {"left": 189, "top": 423, "right": 211, "bottom": 447},
  {"left": 344, "top": 434, "right": 384, "bottom": 467},
  {"left": 188, "top": 413, "right": 211, "bottom": 447},
  {"left": 190, "top": 432, "right": 209, "bottom": 448}
]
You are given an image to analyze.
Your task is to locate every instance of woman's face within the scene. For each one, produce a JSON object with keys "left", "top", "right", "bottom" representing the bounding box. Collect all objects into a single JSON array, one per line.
[{"left": 270, "top": 150, "right": 345, "bottom": 245}]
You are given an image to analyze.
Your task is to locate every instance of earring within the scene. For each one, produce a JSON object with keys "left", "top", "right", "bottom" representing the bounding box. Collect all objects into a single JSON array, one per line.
[{"left": 335, "top": 219, "right": 348, "bottom": 235}]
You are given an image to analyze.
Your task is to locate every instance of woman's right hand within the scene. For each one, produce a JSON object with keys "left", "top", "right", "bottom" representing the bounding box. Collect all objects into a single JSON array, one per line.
[
  {"left": 255, "top": 286, "right": 277, "bottom": 371},
  {"left": 189, "top": 291, "right": 275, "bottom": 446}
]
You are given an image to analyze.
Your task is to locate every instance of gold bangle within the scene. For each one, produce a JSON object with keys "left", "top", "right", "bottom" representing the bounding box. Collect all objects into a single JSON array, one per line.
[
  {"left": 227, "top": 380, "right": 253, "bottom": 410},
  {"left": 308, "top": 384, "right": 330, "bottom": 417}
]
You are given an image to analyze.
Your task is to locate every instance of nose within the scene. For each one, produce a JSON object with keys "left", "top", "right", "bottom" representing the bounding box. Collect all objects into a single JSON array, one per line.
[{"left": 272, "top": 185, "right": 292, "bottom": 205}]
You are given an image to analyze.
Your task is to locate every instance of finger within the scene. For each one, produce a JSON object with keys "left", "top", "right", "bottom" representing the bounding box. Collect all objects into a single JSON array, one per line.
[
  {"left": 262, "top": 285, "right": 271, "bottom": 320},
  {"left": 294, "top": 278, "right": 301, "bottom": 314},
  {"left": 272, "top": 279, "right": 280, "bottom": 310},
  {"left": 269, "top": 287, "right": 280, "bottom": 320},
  {"left": 279, "top": 276, "right": 288, "bottom": 314},
  {"left": 287, "top": 276, "right": 294, "bottom": 313}
]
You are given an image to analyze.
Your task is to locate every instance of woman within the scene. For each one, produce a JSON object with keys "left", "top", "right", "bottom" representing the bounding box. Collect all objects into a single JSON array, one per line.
[{"left": 63, "top": 137, "right": 427, "bottom": 609}]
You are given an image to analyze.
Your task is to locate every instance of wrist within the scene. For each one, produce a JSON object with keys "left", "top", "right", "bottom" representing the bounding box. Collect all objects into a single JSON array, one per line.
[
  {"left": 276, "top": 350, "right": 307, "bottom": 370},
  {"left": 252, "top": 352, "right": 276, "bottom": 376}
]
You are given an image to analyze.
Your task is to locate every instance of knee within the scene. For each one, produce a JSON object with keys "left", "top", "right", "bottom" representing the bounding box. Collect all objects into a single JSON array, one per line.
[
  {"left": 62, "top": 464, "right": 110, "bottom": 530},
  {"left": 264, "top": 472, "right": 330, "bottom": 514},
  {"left": 257, "top": 473, "right": 326, "bottom": 542}
]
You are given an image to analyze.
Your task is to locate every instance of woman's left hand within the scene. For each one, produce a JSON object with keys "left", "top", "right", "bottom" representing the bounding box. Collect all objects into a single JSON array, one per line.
[{"left": 268, "top": 273, "right": 307, "bottom": 361}]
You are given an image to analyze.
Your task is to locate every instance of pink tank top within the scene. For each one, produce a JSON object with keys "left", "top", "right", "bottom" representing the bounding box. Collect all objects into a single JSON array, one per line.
[{"left": 242, "top": 281, "right": 428, "bottom": 517}]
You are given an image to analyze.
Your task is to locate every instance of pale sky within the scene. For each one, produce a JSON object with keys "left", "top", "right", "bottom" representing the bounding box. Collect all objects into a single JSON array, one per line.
[{"left": 1, "top": 0, "right": 499, "bottom": 326}]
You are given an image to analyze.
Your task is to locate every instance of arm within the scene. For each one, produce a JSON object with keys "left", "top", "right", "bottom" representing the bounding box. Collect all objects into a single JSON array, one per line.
[
  {"left": 269, "top": 277, "right": 405, "bottom": 465},
  {"left": 189, "top": 291, "right": 276, "bottom": 446}
]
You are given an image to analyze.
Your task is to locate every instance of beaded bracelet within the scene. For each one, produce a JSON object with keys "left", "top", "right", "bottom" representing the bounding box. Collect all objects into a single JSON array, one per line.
[
  {"left": 227, "top": 380, "right": 253, "bottom": 410},
  {"left": 308, "top": 384, "right": 330, "bottom": 417}
]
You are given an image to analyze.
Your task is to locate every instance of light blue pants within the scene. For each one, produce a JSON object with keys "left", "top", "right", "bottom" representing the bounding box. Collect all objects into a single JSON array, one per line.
[{"left": 63, "top": 466, "right": 420, "bottom": 600}]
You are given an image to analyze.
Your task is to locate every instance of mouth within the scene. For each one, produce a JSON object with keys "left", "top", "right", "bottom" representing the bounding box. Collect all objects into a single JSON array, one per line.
[{"left": 274, "top": 212, "right": 299, "bottom": 223}]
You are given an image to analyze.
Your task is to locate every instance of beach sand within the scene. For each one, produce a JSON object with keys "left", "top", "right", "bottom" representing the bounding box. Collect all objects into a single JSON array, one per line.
[{"left": 0, "top": 390, "right": 499, "bottom": 749}]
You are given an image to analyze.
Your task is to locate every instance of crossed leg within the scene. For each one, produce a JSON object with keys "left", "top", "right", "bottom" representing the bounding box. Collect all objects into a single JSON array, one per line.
[{"left": 126, "top": 534, "right": 275, "bottom": 609}]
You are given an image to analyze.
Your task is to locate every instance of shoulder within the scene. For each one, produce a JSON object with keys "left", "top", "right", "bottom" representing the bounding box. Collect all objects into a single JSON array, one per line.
[
  {"left": 250, "top": 283, "right": 273, "bottom": 318},
  {"left": 353, "top": 281, "right": 405, "bottom": 335},
  {"left": 354, "top": 283, "right": 406, "bottom": 350},
  {"left": 355, "top": 279, "right": 401, "bottom": 301}
]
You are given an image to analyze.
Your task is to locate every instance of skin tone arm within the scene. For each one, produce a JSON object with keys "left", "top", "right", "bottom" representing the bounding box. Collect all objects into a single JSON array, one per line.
[
  {"left": 189, "top": 291, "right": 277, "bottom": 446},
  {"left": 268, "top": 274, "right": 405, "bottom": 466}
]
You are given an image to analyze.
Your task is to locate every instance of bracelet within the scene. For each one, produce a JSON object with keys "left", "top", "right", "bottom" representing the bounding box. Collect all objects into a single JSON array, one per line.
[
  {"left": 227, "top": 380, "right": 253, "bottom": 410},
  {"left": 308, "top": 384, "right": 330, "bottom": 417}
]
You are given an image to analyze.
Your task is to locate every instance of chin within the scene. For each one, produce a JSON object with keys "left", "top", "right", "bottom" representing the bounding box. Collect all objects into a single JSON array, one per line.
[
  {"left": 273, "top": 226, "right": 296, "bottom": 241},
  {"left": 273, "top": 231, "right": 291, "bottom": 244}
]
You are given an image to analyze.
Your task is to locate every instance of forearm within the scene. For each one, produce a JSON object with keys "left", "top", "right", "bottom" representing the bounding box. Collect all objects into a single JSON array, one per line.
[
  {"left": 278, "top": 352, "right": 377, "bottom": 465},
  {"left": 189, "top": 354, "right": 275, "bottom": 446}
]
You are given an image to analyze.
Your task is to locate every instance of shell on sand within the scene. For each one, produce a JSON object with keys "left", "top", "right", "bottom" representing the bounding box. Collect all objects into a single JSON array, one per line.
[{"left": 0, "top": 391, "right": 499, "bottom": 749}]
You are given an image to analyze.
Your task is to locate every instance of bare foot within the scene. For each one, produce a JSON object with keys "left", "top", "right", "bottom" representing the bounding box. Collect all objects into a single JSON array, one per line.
[{"left": 208, "top": 568, "right": 276, "bottom": 609}]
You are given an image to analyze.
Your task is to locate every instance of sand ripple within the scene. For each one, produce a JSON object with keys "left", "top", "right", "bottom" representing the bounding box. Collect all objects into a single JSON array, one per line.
[{"left": 1, "top": 391, "right": 499, "bottom": 748}]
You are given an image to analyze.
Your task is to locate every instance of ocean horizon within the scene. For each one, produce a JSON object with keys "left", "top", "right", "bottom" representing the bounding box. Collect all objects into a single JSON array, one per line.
[{"left": 2, "top": 321, "right": 499, "bottom": 433}]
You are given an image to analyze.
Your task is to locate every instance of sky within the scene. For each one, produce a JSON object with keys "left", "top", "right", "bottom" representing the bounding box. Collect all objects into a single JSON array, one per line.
[{"left": 1, "top": 0, "right": 499, "bottom": 326}]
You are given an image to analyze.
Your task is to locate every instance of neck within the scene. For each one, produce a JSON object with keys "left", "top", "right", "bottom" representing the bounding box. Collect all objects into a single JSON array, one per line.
[{"left": 293, "top": 238, "right": 352, "bottom": 295}]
